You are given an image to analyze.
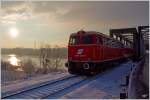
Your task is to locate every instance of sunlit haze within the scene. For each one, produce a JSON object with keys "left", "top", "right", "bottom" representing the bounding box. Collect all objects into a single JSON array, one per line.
[
  {"left": 8, "top": 54, "right": 20, "bottom": 66},
  {"left": 9, "top": 27, "right": 19, "bottom": 38},
  {"left": 0, "top": 1, "right": 149, "bottom": 48}
]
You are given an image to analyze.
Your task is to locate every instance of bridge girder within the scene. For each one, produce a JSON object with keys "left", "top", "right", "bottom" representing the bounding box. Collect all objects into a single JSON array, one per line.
[{"left": 109, "top": 26, "right": 149, "bottom": 61}]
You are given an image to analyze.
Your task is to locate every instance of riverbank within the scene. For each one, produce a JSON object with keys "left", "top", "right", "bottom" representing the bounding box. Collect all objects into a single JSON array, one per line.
[{"left": 1, "top": 60, "right": 68, "bottom": 86}]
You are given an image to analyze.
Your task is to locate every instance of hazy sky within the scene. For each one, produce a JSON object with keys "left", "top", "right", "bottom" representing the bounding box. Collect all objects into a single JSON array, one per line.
[{"left": 0, "top": 1, "right": 149, "bottom": 48}]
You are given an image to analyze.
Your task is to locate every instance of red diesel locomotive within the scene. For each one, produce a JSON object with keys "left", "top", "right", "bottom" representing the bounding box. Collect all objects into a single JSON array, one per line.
[{"left": 66, "top": 30, "right": 133, "bottom": 75}]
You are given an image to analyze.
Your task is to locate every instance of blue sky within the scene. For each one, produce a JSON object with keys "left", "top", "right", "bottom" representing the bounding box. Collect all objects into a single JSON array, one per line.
[{"left": 0, "top": 1, "right": 149, "bottom": 48}]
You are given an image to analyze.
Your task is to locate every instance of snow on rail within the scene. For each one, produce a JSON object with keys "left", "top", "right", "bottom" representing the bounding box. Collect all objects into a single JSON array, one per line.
[
  {"left": 2, "top": 72, "right": 69, "bottom": 98},
  {"left": 2, "top": 75, "right": 86, "bottom": 99},
  {"left": 2, "top": 61, "right": 136, "bottom": 99},
  {"left": 58, "top": 61, "right": 135, "bottom": 99},
  {"left": 2, "top": 72, "right": 68, "bottom": 94}
]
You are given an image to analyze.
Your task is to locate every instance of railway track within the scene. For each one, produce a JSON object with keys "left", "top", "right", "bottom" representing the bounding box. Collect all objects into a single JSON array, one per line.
[
  {"left": 2, "top": 63, "right": 119, "bottom": 99},
  {"left": 2, "top": 75, "right": 87, "bottom": 99}
]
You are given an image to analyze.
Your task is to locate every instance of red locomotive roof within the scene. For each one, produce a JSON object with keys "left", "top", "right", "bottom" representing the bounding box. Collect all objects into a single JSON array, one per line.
[
  {"left": 71, "top": 31, "right": 103, "bottom": 36},
  {"left": 70, "top": 30, "right": 121, "bottom": 43}
]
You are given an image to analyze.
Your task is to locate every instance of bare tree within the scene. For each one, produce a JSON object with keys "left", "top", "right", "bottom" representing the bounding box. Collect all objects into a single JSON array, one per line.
[
  {"left": 39, "top": 43, "right": 52, "bottom": 74},
  {"left": 22, "top": 59, "right": 35, "bottom": 76},
  {"left": 52, "top": 45, "right": 64, "bottom": 70},
  {"left": 39, "top": 43, "right": 66, "bottom": 73}
]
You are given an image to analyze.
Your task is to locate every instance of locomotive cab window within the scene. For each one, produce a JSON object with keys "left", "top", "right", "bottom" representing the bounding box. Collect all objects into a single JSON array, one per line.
[
  {"left": 69, "top": 36, "right": 79, "bottom": 45},
  {"left": 96, "top": 36, "right": 102, "bottom": 44},
  {"left": 82, "top": 35, "right": 93, "bottom": 44}
]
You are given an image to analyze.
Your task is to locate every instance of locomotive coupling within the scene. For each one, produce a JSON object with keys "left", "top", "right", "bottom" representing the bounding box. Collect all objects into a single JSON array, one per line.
[{"left": 83, "top": 63, "right": 90, "bottom": 69}]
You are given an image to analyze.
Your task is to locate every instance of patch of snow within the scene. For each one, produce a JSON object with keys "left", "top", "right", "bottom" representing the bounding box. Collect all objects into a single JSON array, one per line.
[
  {"left": 60, "top": 61, "right": 135, "bottom": 99},
  {"left": 1, "top": 70, "right": 26, "bottom": 83},
  {"left": 2, "top": 72, "right": 69, "bottom": 94}
]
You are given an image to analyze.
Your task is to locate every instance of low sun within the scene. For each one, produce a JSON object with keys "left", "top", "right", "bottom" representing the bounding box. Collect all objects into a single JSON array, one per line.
[{"left": 9, "top": 28, "right": 19, "bottom": 38}]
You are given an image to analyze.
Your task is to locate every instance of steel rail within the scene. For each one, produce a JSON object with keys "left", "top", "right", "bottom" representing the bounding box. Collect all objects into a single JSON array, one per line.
[{"left": 2, "top": 75, "right": 81, "bottom": 99}]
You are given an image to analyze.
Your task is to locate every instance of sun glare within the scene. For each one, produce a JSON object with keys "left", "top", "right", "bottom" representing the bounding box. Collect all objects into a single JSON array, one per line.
[
  {"left": 9, "top": 28, "right": 19, "bottom": 38},
  {"left": 8, "top": 55, "right": 19, "bottom": 66}
]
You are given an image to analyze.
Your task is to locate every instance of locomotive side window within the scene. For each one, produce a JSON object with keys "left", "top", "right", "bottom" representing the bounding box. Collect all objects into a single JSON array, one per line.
[
  {"left": 96, "top": 36, "right": 102, "bottom": 44},
  {"left": 82, "top": 35, "right": 93, "bottom": 44},
  {"left": 102, "top": 37, "right": 110, "bottom": 45},
  {"left": 69, "top": 36, "right": 79, "bottom": 45}
]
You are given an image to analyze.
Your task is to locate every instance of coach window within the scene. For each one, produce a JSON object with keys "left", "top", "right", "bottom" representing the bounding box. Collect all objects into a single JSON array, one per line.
[{"left": 69, "top": 36, "right": 79, "bottom": 45}]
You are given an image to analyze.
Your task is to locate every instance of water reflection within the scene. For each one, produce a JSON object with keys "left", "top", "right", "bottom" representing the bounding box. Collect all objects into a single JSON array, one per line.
[{"left": 8, "top": 54, "right": 20, "bottom": 66}]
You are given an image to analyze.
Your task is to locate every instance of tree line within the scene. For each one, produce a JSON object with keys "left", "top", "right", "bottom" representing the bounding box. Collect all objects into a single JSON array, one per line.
[
  {"left": 1, "top": 47, "right": 67, "bottom": 58},
  {"left": 2, "top": 45, "right": 68, "bottom": 75}
]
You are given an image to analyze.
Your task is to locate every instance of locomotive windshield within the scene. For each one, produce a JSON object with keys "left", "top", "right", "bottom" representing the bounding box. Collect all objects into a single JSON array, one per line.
[
  {"left": 82, "top": 35, "right": 93, "bottom": 44},
  {"left": 69, "top": 36, "right": 79, "bottom": 45},
  {"left": 69, "top": 35, "right": 93, "bottom": 45}
]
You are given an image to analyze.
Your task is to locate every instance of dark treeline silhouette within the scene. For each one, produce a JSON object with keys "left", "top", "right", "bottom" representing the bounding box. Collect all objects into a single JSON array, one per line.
[
  {"left": 1, "top": 45, "right": 68, "bottom": 81},
  {"left": 1, "top": 47, "right": 67, "bottom": 58},
  {"left": 38, "top": 44, "right": 68, "bottom": 74}
]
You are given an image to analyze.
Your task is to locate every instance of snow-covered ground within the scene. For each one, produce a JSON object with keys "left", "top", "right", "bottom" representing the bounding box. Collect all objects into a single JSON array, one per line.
[
  {"left": 2, "top": 61, "right": 135, "bottom": 99},
  {"left": 58, "top": 61, "right": 135, "bottom": 99},
  {"left": 2, "top": 72, "right": 69, "bottom": 94},
  {"left": 1, "top": 70, "right": 26, "bottom": 84}
]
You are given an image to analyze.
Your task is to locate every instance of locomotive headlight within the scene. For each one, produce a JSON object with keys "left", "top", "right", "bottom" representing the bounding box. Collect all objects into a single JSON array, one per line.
[{"left": 83, "top": 63, "right": 90, "bottom": 69}]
